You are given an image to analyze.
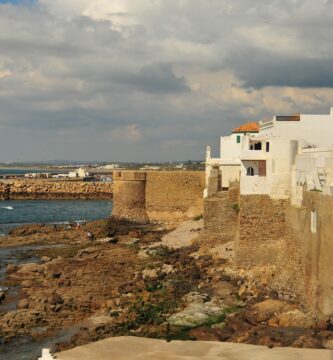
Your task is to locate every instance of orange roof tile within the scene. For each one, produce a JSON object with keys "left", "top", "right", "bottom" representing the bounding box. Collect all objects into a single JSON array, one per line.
[{"left": 232, "top": 122, "right": 259, "bottom": 133}]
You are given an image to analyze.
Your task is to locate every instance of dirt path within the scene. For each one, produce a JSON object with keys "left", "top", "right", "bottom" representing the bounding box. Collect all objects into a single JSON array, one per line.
[{"left": 159, "top": 220, "right": 203, "bottom": 249}]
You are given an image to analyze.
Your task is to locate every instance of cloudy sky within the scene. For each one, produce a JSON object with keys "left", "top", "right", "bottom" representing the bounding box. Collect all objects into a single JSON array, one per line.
[{"left": 0, "top": 0, "right": 333, "bottom": 162}]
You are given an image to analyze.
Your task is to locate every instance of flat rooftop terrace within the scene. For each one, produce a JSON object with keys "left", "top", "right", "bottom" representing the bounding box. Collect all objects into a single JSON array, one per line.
[{"left": 56, "top": 336, "right": 333, "bottom": 360}]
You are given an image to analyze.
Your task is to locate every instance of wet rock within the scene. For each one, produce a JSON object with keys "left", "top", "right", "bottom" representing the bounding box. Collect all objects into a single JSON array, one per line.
[
  {"left": 168, "top": 292, "right": 229, "bottom": 328},
  {"left": 17, "top": 263, "right": 41, "bottom": 274},
  {"left": 96, "top": 237, "right": 114, "bottom": 244},
  {"left": 121, "top": 238, "right": 140, "bottom": 246},
  {"left": 46, "top": 266, "right": 63, "bottom": 279},
  {"left": 21, "top": 280, "right": 33, "bottom": 288},
  {"left": 6, "top": 264, "right": 18, "bottom": 273},
  {"left": 245, "top": 300, "right": 292, "bottom": 325},
  {"left": 41, "top": 256, "right": 51, "bottom": 262},
  {"left": 161, "top": 264, "right": 174, "bottom": 275},
  {"left": 272, "top": 309, "right": 317, "bottom": 328},
  {"left": 188, "top": 327, "right": 225, "bottom": 341},
  {"left": 292, "top": 335, "right": 323, "bottom": 348},
  {"left": 212, "top": 281, "right": 237, "bottom": 298},
  {"left": 142, "top": 269, "right": 158, "bottom": 279},
  {"left": 17, "top": 299, "right": 29, "bottom": 309},
  {"left": 48, "top": 293, "right": 63, "bottom": 306},
  {"left": 226, "top": 315, "right": 253, "bottom": 333},
  {"left": 77, "top": 247, "right": 99, "bottom": 258},
  {"left": 323, "top": 338, "right": 333, "bottom": 350}
]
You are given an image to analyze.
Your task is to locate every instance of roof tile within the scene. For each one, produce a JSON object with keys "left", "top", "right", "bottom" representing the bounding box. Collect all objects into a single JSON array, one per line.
[{"left": 232, "top": 122, "right": 259, "bottom": 133}]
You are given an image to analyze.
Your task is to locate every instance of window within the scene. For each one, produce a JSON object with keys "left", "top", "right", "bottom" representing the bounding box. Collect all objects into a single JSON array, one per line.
[
  {"left": 254, "top": 142, "right": 262, "bottom": 150},
  {"left": 247, "top": 167, "right": 255, "bottom": 176},
  {"left": 266, "top": 142, "right": 270, "bottom": 152},
  {"left": 311, "top": 211, "right": 317, "bottom": 234},
  {"left": 237, "top": 135, "right": 241, "bottom": 144}
]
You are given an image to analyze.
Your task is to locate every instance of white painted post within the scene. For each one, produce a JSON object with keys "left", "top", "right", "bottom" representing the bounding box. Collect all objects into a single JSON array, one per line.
[{"left": 38, "top": 348, "right": 55, "bottom": 360}]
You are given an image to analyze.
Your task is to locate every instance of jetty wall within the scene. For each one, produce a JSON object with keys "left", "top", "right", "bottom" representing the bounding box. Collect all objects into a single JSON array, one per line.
[
  {"left": 0, "top": 180, "right": 113, "bottom": 200},
  {"left": 112, "top": 171, "right": 205, "bottom": 223}
]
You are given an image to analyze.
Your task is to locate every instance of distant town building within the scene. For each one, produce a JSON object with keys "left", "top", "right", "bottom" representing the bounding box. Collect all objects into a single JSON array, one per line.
[
  {"left": 24, "top": 172, "right": 51, "bottom": 179},
  {"left": 140, "top": 165, "right": 161, "bottom": 170},
  {"left": 103, "top": 164, "right": 119, "bottom": 170},
  {"left": 68, "top": 168, "right": 90, "bottom": 178}
]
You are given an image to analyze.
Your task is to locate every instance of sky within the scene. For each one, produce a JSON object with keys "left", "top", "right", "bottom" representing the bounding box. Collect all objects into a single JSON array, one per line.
[{"left": 0, "top": 0, "right": 333, "bottom": 162}]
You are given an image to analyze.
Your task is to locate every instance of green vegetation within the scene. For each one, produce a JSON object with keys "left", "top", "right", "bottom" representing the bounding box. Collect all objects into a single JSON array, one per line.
[
  {"left": 231, "top": 202, "right": 240, "bottom": 212},
  {"left": 193, "top": 214, "right": 203, "bottom": 221}
]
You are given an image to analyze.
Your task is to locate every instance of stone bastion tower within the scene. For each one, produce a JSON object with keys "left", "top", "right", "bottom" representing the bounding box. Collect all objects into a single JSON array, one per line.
[{"left": 112, "top": 171, "right": 149, "bottom": 223}]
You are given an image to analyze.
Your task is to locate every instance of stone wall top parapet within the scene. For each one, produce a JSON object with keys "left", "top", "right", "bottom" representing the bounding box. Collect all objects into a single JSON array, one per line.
[{"left": 113, "top": 171, "right": 147, "bottom": 182}]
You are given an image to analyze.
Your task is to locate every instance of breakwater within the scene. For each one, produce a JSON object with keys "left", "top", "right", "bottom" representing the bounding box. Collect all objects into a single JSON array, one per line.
[{"left": 0, "top": 180, "right": 113, "bottom": 200}]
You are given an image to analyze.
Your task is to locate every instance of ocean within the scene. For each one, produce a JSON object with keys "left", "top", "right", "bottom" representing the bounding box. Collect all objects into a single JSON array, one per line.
[
  {"left": 0, "top": 200, "right": 112, "bottom": 235},
  {"left": 0, "top": 199, "right": 113, "bottom": 359}
]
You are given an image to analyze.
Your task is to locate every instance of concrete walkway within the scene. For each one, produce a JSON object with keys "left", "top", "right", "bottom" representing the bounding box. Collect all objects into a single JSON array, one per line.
[{"left": 56, "top": 336, "right": 333, "bottom": 360}]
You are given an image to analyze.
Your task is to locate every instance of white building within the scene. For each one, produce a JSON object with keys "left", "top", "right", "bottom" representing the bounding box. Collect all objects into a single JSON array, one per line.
[
  {"left": 205, "top": 122, "right": 259, "bottom": 197},
  {"left": 68, "top": 168, "right": 90, "bottom": 178},
  {"left": 103, "top": 164, "right": 119, "bottom": 170},
  {"left": 206, "top": 108, "right": 333, "bottom": 201}
]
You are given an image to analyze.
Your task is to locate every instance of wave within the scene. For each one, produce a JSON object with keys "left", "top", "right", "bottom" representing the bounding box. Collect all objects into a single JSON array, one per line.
[{"left": 1, "top": 206, "right": 14, "bottom": 210}]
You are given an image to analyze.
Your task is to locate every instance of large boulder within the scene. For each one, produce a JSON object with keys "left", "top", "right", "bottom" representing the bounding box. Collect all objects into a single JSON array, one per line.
[
  {"left": 168, "top": 292, "right": 229, "bottom": 328},
  {"left": 245, "top": 300, "right": 292, "bottom": 325},
  {"left": 270, "top": 309, "right": 318, "bottom": 328},
  {"left": 17, "top": 263, "right": 41, "bottom": 274}
]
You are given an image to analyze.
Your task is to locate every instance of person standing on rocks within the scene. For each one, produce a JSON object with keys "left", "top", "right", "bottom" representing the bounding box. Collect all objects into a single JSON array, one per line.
[{"left": 87, "top": 231, "right": 93, "bottom": 242}]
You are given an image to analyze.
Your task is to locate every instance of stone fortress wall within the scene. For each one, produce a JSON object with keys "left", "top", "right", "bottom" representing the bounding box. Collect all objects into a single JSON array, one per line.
[
  {"left": 0, "top": 179, "right": 113, "bottom": 200},
  {"left": 112, "top": 170, "right": 205, "bottom": 223},
  {"left": 112, "top": 172, "right": 149, "bottom": 223},
  {"left": 204, "top": 183, "right": 333, "bottom": 316}
]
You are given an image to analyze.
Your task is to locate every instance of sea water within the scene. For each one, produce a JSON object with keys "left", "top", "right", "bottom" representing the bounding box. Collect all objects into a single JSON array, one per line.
[
  {"left": 0, "top": 200, "right": 112, "bottom": 235},
  {"left": 0, "top": 199, "right": 112, "bottom": 359}
]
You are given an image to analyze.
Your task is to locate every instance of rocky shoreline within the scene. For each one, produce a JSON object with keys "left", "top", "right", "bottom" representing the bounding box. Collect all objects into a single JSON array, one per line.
[
  {"left": 1, "top": 219, "right": 333, "bottom": 358},
  {"left": 0, "top": 180, "right": 113, "bottom": 200}
]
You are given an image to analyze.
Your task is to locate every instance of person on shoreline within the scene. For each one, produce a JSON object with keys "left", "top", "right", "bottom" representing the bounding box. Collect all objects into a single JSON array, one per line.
[{"left": 87, "top": 231, "right": 94, "bottom": 242}]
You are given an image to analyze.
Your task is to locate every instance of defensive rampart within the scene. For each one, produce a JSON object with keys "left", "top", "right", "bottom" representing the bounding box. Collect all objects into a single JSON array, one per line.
[
  {"left": 112, "top": 171, "right": 205, "bottom": 223},
  {"left": 0, "top": 179, "right": 113, "bottom": 200},
  {"left": 282, "top": 192, "right": 333, "bottom": 315},
  {"left": 204, "top": 184, "right": 240, "bottom": 244},
  {"left": 112, "top": 172, "right": 149, "bottom": 223},
  {"left": 235, "top": 195, "right": 288, "bottom": 266}
]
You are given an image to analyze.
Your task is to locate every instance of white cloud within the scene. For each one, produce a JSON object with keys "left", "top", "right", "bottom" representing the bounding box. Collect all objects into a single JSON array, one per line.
[{"left": 109, "top": 124, "right": 143, "bottom": 143}]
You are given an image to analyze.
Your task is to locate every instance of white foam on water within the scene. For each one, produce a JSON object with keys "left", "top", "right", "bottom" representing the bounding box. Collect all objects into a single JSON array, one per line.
[{"left": 1, "top": 206, "right": 14, "bottom": 210}]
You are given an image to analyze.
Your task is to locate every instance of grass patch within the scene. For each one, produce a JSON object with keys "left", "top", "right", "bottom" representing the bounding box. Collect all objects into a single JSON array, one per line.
[
  {"left": 231, "top": 203, "right": 240, "bottom": 212},
  {"left": 193, "top": 214, "right": 203, "bottom": 221}
]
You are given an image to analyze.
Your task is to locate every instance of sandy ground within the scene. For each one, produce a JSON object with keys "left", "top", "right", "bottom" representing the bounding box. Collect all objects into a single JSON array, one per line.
[
  {"left": 56, "top": 336, "right": 333, "bottom": 360},
  {"left": 159, "top": 220, "right": 203, "bottom": 249}
]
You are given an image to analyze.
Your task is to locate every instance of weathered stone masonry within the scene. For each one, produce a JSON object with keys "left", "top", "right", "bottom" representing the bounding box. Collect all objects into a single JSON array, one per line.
[
  {"left": 204, "top": 184, "right": 333, "bottom": 316},
  {"left": 112, "top": 171, "right": 149, "bottom": 223},
  {"left": 112, "top": 171, "right": 205, "bottom": 223},
  {"left": 235, "top": 195, "right": 288, "bottom": 267},
  {"left": 204, "top": 184, "right": 240, "bottom": 244}
]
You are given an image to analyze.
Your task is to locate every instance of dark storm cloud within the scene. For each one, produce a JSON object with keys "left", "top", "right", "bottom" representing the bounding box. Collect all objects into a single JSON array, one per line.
[
  {"left": 113, "top": 63, "right": 190, "bottom": 94},
  {"left": 226, "top": 49, "right": 333, "bottom": 89}
]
